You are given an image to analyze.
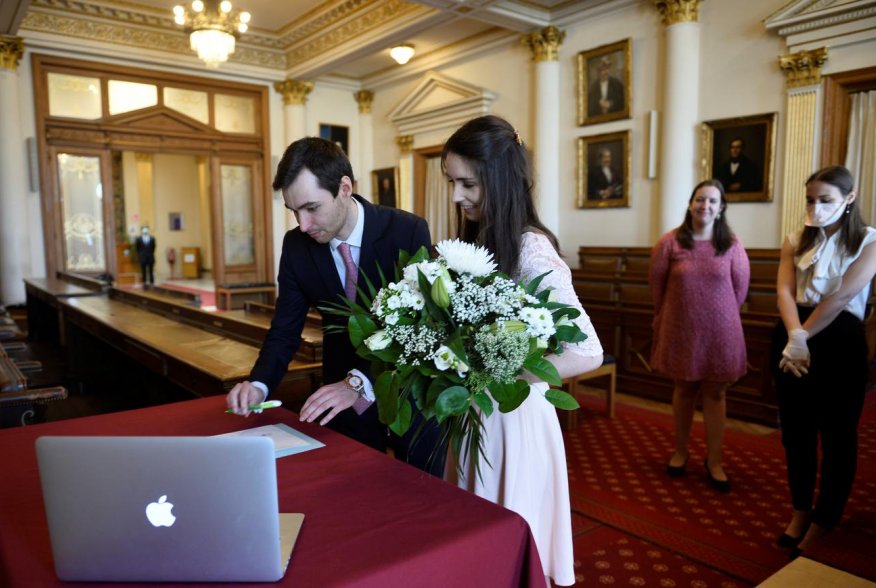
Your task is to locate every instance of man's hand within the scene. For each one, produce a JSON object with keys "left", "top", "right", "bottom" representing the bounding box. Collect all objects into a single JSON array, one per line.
[
  {"left": 226, "top": 381, "right": 267, "bottom": 416},
  {"left": 299, "top": 381, "right": 359, "bottom": 426}
]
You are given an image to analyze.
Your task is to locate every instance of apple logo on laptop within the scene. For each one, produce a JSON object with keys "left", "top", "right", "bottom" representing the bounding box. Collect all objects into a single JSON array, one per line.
[{"left": 145, "top": 495, "right": 176, "bottom": 527}]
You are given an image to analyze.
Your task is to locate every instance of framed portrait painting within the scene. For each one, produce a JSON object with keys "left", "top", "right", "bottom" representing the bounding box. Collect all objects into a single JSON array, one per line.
[
  {"left": 319, "top": 123, "right": 350, "bottom": 155},
  {"left": 577, "top": 38, "right": 631, "bottom": 126},
  {"left": 372, "top": 167, "right": 398, "bottom": 208},
  {"left": 577, "top": 130, "right": 630, "bottom": 209},
  {"left": 702, "top": 112, "right": 777, "bottom": 202}
]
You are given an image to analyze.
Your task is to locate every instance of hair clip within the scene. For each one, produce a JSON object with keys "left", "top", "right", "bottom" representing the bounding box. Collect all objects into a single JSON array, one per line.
[{"left": 513, "top": 129, "right": 523, "bottom": 146}]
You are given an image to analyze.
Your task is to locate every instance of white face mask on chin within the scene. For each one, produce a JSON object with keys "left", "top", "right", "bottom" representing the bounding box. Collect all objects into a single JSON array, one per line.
[{"left": 805, "top": 200, "right": 846, "bottom": 228}]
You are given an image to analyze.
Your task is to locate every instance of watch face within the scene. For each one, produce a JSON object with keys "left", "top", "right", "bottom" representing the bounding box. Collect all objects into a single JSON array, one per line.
[{"left": 348, "top": 375, "right": 363, "bottom": 389}]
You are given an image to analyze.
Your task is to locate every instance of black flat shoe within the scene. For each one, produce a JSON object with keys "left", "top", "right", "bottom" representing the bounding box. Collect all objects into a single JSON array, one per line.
[
  {"left": 789, "top": 546, "right": 804, "bottom": 560},
  {"left": 777, "top": 532, "right": 803, "bottom": 549},
  {"left": 666, "top": 457, "right": 688, "bottom": 477},
  {"left": 704, "top": 459, "right": 730, "bottom": 493}
]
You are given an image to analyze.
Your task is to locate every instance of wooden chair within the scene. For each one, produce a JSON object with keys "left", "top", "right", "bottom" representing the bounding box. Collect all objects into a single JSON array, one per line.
[{"left": 559, "top": 354, "right": 617, "bottom": 432}]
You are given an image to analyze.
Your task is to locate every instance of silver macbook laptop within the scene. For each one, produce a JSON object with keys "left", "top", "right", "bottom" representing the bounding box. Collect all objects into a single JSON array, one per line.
[{"left": 36, "top": 436, "right": 303, "bottom": 582}]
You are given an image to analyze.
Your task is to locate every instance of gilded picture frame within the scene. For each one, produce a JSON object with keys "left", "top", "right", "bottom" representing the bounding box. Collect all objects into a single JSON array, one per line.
[
  {"left": 577, "top": 38, "right": 632, "bottom": 126},
  {"left": 577, "top": 130, "right": 631, "bottom": 209},
  {"left": 701, "top": 112, "right": 777, "bottom": 203}
]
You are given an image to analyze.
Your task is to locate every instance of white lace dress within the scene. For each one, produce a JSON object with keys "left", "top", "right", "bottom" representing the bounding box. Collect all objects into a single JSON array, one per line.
[{"left": 445, "top": 232, "right": 603, "bottom": 586}]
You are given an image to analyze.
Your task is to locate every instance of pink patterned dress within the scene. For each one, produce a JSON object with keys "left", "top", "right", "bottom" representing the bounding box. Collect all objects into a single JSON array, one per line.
[{"left": 649, "top": 231, "right": 750, "bottom": 382}]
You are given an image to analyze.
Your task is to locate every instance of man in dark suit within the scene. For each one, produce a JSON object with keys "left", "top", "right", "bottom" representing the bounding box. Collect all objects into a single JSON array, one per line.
[
  {"left": 134, "top": 226, "right": 156, "bottom": 285},
  {"left": 715, "top": 137, "right": 763, "bottom": 193},
  {"left": 588, "top": 147, "right": 623, "bottom": 200},
  {"left": 588, "top": 55, "right": 625, "bottom": 117},
  {"left": 226, "top": 137, "right": 442, "bottom": 474}
]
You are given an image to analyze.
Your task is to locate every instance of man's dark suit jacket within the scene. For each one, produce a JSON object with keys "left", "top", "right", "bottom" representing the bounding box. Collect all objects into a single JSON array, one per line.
[
  {"left": 588, "top": 76, "right": 625, "bottom": 117},
  {"left": 588, "top": 166, "right": 623, "bottom": 200},
  {"left": 250, "top": 195, "right": 431, "bottom": 453},
  {"left": 135, "top": 236, "right": 156, "bottom": 265},
  {"left": 715, "top": 155, "right": 762, "bottom": 193}
]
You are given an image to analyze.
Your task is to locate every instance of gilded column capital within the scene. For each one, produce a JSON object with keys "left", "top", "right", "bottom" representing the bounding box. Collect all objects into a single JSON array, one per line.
[
  {"left": 654, "top": 0, "right": 703, "bottom": 26},
  {"left": 273, "top": 79, "right": 314, "bottom": 105},
  {"left": 133, "top": 153, "right": 154, "bottom": 163},
  {"left": 779, "top": 48, "right": 828, "bottom": 89},
  {"left": 396, "top": 135, "right": 413, "bottom": 155},
  {"left": 0, "top": 36, "right": 24, "bottom": 70},
  {"left": 354, "top": 90, "right": 374, "bottom": 114},
  {"left": 522, "top": 26, "right": 565, "bottom": 63}
]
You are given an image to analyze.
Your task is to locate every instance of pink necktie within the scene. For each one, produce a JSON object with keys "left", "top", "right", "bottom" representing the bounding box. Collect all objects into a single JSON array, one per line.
[{"left": 338, "top": 242, "right": 358, "bottom": 301}]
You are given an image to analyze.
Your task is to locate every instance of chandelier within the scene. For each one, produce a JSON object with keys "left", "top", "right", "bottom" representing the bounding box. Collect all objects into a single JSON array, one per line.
[{"left": 173, "top": 0, "right": 251, "bottom": 68}]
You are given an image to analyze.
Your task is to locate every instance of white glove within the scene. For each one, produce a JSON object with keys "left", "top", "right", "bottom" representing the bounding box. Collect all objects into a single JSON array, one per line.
[{"left": 780, "top": 328, "right": 810, "bottom": 377}]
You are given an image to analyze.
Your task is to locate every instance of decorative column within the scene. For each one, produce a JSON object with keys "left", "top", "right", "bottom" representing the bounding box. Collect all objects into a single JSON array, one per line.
[
  {"left": 274, "top": 79, "right": 314, "bottom": 146},
  {"left": 355, "top": 90, "right": 374, "bottom": 201},
  {"left": 274, "top": 79, "right": 314, "bottom": 230},
  {"left": 654, "top": 0, "right": 703, "bottom": 234},
  {"left": 395, "top": 135, "right": 414, "bottom": 213},
  {"left": 0, "top": 36, "right": 27, "bottom": 304},
  {"left": 778, "top": 48, "right": 828, "bottom": 239},
  {"left": 522, "top": 25, "right": 565, "bottom": 236}
]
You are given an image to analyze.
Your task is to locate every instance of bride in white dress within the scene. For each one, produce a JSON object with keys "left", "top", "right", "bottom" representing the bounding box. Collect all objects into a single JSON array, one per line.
[{"left": 442, "top": 115, "right": 604, "bottom": 586}]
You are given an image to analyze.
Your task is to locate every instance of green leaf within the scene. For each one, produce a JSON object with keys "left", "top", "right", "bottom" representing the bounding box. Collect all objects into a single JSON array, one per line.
[
  {"left": 373, "top": 371, "right": 397, "bottom": 425},
  {"left": 388, "top": 400, "right": 412, "bottom": 436},
  {"left": 523, "top": 271, "right": 551, "bottom": 295},
  {"left": 348, "top": 314, "right": 377, "bottom": 348},
  {"left": 435, "top": 386, "right": 469, "bottom": 422},
  {"left": 555, "top": 325, "right": 586, "bottom": 344},
  {"left": 496, "top": 379, "right": 530, "bottom": 412},
  {"left": 473, "top": 391, "right": 494, "bottom": 418},
  {"left": 523, "top": 357, "right": 562, "bottom": 387},
  {"left": 417, "top": 270, "right": 447, "bottom": 322},
  {"left": 545, "top": 388, "right": 580, "bottom": 410}
]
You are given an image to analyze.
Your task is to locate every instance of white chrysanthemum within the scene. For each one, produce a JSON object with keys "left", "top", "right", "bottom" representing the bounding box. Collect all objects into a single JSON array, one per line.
[{"left": 435, "top": 239, "right": 497, "bottom": 277}]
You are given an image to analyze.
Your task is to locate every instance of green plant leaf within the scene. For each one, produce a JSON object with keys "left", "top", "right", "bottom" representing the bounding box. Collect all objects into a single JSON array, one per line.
[
  {"left": 523, "top": 357, "right": 561, "bottom": 387},
  {"left": 388, "top": 400, "right": 412, "bottom": 436},
  {"left": 374, "top": 371, "right": 397, "bottom": 425},
  {"left": 545, "top": 387, "right": 580, "bottom": 410},
  {"left": 555, "top": 324, "right": 586, "bottom": 344},
  {"left": 496, "top": 379, "right": 530, "bottom": 412},
  {"left": 348, "top": 314, "right": 377, "bottom": 348},
  {"left": 435, "top": 386, "right": 469, "bottom": 422},
  {"left": 473, "top": 391, "right": 494, "bottom": 418}
]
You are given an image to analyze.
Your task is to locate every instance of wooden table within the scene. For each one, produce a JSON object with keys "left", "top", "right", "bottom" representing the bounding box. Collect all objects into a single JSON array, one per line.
[
  {"left": 24, "top": 277, "right": 104, "bottom": 344},
  {"left": 60, "top": 296, "right": 320, "bottom": 397},
  {"left": 0, "top": 397, "right": 546, "bottom": 587}
]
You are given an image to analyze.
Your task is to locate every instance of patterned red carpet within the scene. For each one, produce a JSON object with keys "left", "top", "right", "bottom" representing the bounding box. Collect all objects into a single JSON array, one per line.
[{"left": 565, "top": 392, "right": 876, "bottom": 585}]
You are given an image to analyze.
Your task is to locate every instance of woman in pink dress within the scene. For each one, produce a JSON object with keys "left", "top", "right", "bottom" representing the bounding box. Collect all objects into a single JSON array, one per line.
[{"left": 649, "top": 179, "right": 750, "bottom": 492}]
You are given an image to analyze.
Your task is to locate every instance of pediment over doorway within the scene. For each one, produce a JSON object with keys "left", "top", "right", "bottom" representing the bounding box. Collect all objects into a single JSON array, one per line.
[{"left": 388, "top": 71, "right": 496, "bottom": 136}]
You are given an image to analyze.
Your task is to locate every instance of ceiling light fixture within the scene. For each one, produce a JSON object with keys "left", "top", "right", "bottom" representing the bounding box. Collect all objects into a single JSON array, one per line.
[
  {"left": 390, "top": 44, "right": 415, "bottom": 65},
  {"left": 173, "top": 0, "right": 251, "bottom": 69}
]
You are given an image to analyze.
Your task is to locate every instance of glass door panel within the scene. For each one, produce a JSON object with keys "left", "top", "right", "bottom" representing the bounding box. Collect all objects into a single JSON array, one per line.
[
  {"left": 57, "top": 153, "right": 107, "bottom": 272},
  {"left": 220, "top": 164, "right": 254, "bottom": 266}
]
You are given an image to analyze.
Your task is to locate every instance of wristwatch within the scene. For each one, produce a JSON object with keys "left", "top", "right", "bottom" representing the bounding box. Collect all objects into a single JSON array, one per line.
[{"left": 345, "top": 373, "right": 365, "bottom": 397}]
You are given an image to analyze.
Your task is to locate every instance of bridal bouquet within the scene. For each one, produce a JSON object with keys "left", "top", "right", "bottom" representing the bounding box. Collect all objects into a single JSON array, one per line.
[{"left": 324, "top": 239, "right": 585, "bottom": 472}]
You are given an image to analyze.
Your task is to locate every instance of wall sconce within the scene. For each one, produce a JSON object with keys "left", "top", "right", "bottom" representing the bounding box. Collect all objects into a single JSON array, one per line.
[{"left": 390, "top": 44, "right": 415, "bottom": 65}]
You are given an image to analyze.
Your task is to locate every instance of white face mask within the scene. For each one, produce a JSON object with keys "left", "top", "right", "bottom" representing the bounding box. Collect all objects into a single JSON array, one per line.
[{"left": 805, "top": 200, "right": 846, "bottom": 228}]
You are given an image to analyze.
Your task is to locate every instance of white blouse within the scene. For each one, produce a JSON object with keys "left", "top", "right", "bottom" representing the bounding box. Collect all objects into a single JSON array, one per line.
[{"left": 790, "top": 226, "right": 876, "bottom": 320}]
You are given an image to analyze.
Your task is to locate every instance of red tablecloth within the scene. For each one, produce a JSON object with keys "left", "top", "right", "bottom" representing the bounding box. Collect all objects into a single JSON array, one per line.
[{"left": 0, "top": 397, "right": 545, "bottom": 587}]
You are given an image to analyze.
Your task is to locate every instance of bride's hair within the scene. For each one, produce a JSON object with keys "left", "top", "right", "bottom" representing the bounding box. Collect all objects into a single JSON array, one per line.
[{"left": 441, "top": 115, "right": 559, "bottom": 275}]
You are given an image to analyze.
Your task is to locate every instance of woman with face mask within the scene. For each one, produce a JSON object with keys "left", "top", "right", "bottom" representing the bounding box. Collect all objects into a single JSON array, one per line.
[{"left": 772, "top": 165, "right": 876, "bottom": 559}]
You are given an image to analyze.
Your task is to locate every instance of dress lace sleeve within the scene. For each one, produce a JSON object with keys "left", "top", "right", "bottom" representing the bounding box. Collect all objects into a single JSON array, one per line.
[{"left": 516, "top": 233, "right": 603, "bottom": 357}]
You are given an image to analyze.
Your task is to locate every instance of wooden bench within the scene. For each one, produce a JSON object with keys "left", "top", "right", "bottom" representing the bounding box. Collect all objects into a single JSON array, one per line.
[
  {"left": 215, "top": 283, "right": 276, "bottom": 310},
  {"left": 574, "top": 246, "right": 782, "bottom": 426}
]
